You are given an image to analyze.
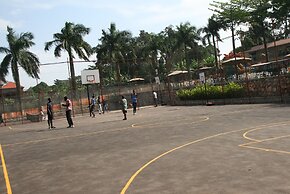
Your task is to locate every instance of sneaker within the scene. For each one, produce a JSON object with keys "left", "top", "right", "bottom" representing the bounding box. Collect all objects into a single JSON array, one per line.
[
  {"left": 71, "top": 125, "right": 75, "bottom": 128},
  {"left": 67, "top": 126, "right": 71, "bottom": 128},
  {"left": 123, "top": 118, "right": 127, "bottom": 120},
  {"left": 51, "top": 126, "right": 56, "bottom": 129}
]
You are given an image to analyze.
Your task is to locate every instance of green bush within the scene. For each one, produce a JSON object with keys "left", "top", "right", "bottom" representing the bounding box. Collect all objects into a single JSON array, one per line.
[
  {"left": 224, "top": 82, "right": 245, "bottom": 98},
  {"left": 176, "top": 82, "right": 244, "bottom": 101}
]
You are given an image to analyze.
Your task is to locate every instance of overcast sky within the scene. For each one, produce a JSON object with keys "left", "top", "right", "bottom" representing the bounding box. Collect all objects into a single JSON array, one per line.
[{"left": 0, "top": 0, "right": 237, "bottom": 89}]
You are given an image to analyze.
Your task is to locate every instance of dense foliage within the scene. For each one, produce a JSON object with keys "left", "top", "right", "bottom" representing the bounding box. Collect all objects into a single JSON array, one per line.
[
  {"left": 176, "top": 82, "right": 245, "bottom": 100},
  {"left": 0, "top": 0, "right": 289, "bottom": 97}
]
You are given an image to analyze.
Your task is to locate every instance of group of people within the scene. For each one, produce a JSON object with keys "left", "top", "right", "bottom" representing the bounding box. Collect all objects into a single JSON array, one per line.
[
  {"left": 89, "top": 95, "right": 107, "bottom": 117},
  {"left": 121, "top": 90, "right": 158, "bottom": 120},
  {"left": 120, "top": 90, "right": 137, "bottom": 120},
  {"left": 45, "top": 90, "right": 158, "bottom": 129},
  {"left": 46, "top": 96, "right": 74, "bottom": 129}
]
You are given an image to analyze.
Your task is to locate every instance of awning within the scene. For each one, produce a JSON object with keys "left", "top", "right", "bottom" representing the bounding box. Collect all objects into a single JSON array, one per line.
[
  {"left": 251, "top": 62, "right": 271, "bottom": 67},
  {"left": 167, "top": 70, "right": 188, "bottom": 77},
  {"left": 129, "top": 78, "right": 145, "bottom": 82},
  {"left": 198, "top": 67, "right": 213, "bottom": 70},
  {"left": 222, "top": 57, "right": 252, "bottom": 65}
]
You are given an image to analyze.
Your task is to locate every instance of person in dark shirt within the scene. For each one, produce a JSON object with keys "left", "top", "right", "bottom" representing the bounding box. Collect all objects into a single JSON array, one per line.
[
  {"left": 0, "top": 112, "right": 4, "bottom": 126},
  {"left": 47, "top": 98, "right": 55, "bottom": 129},
  {"left": 89, "top": 95, "right": 96, "bottom": 117},
  {"left": 131, "top": 90, "right": 138, "bottom": 115}
]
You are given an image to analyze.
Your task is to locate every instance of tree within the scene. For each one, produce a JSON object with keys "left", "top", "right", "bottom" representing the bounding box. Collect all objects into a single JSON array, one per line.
[
  {"left": 158, "top": 25, "right": 179, "bottom": 74},
  {"left": 0, "top": 26, "right": 40, "bottom": 114},
  {"left": 45, "top": 22, "right": 92, "bottom": 98},
  {"left": 271, "top": 0, "right": 290, "bottom": 38},
  {"left": 200, "top": 16, "right": 224, "bottom": 69},
  {"left": 245, "top": 0, "right": 272, "bottom": 62},
  {"left": 210, "top": 0, "right": 249, "bottom": 59},
  {"left": 175, "top": 22, "right": 200, "bottom": 77},
  {"left": 135, "top": 31, "right": 162, "bottom": 82},
  {"left": 31, "top": 81, "right": 49, "bottom": 93},
  {"left": 98, "top": 23, "right": 132, "bottom": 84}
]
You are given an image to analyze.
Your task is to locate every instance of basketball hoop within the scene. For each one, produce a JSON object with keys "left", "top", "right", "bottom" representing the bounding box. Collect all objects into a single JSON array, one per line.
[
  {"left": 86, "top": 75, "right": 96, "bottom": 83},
  {"left": 81, "top": 70, "right": 100, "bottom": 85}
]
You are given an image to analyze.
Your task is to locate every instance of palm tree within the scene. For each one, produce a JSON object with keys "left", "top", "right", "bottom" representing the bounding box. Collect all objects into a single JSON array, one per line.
[
  {"left": 98, "top": 23, "right": 132, "bottom": 84},
  {"left": 176, "top": 22, "right": 200, "bottom": 77},
  {"left": 45, "top": 22, "right": 92, "bottom": 98},
  {"left": 135, "top": 31, "right": 161, "bottom": 81},
  {"left": 200, "top": 16, "right": 223, "bottom": 69},
  {"left": 0, "top": 26, "right": 40, "bottom": 115}
]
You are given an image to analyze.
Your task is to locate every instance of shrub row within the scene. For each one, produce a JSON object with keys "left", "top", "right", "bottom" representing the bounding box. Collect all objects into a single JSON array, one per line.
[{"left": 176, "top": 82, "right": 245, "bottom": 101}]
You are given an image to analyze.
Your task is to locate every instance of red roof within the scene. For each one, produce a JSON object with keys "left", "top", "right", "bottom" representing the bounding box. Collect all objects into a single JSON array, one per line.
[{"left": 1, "top": 82, "right": 23, "bottom": 89}]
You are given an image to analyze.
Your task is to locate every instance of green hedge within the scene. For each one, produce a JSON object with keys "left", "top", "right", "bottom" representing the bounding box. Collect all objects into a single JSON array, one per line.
[{"left": 176, "top": 82, "right": 245, "bottom": 101}]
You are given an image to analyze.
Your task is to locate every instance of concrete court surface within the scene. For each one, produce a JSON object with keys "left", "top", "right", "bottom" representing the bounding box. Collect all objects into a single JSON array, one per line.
[{"left": 0, "top": 104, "right": 290, "bottom": 194}]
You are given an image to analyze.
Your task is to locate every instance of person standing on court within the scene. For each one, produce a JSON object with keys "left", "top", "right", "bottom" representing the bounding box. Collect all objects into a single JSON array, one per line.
[
  {"left": 47, "top": 98, "right": 56, "bottom": 129},
  {"left": 121, "top": 96, "right": 127, "bottom": 120},
  {"left": 97, "top": 96, "right": 103, "bottom": 114},
  {"left": 153, "top": 91, "right": 158, "bottom": 107},
  {"left": 89, "top": 95, "right": 96, "bottom": 117},
  {"left": 62, "top": 96, "right": 74, "bottom": 128},
  {"left": 131, "top": 90, "right": 138, "bottom": 115},
  {"left": 0, "top": 112, "right": 4, "bottom": 126},
  {"left": 101, "top": 95, "right": 108, "bottom": 114}
]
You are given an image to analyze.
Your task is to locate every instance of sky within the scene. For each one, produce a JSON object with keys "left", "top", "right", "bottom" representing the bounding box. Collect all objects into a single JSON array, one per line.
[{"left": 0, "top": 0, "right": 238, "bottom": 89}]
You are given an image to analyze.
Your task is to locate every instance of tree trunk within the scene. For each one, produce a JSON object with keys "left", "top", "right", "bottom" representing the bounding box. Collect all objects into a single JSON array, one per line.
[
  {"left": 212, "top": 35, "right": 218, "bottom": 69},
  {"left": 231, "top": 24, "right": 236, "bottom": 57},
  {"left": 231, "top": 24, "right": 239, "bottom": 79},
  {"left": 184, "top": 44, "right": 191, "bottom": 80},
  {"left": 284, "top": 17, "right": 289, "bottom": 38},
  {"left": 69, "top": 53, "right": 77, "bottom": 99},
  {"left": 12, "top": 62, "right": 23, "bottom": 121},
  {"left": 116, "top": 63, "right": 121, "bottom": 83},
  {"left": 262, "top": 34, "right": 269, "bottom": 62}
]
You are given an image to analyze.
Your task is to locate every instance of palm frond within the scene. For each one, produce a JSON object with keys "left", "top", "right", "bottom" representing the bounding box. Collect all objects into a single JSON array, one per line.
[
  {"left": 0, "top": 47, "right": 11, "bottom": 54},
  {"left": 18, "top": 51, "right": 40, "bottom": 79},
  {"left": 0, "top": 54, "right": 12, "bottom": 77},
  {"left": 54, "top": 44, "right": 63, "bottom": 57},
  {"left": 45, "top": 40, "right": 57, "bottom": 51}
]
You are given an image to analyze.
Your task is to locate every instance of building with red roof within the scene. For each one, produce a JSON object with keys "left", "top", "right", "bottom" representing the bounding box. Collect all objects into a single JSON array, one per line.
[{"left": 0, "top": 81, "right": 24, "bottom": 97}]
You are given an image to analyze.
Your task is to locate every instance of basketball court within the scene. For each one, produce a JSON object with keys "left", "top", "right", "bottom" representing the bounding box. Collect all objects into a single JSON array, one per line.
[{"left": 1, "top": 104, "right": 290, "bottom": 193}]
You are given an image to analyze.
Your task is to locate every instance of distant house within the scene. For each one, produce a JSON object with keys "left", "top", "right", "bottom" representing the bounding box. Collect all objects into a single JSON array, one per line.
[
  {"left": 245, "top": 38, "right": 290, "bottom": 63},
  {"left": 0, "top": 82, "right": 24, "bottom": 97}
]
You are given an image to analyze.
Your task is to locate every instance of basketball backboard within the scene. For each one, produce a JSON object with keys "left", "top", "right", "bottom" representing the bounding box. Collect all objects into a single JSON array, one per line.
[{"left": 81, "top": 70, "right": 100, "bottom": 84}]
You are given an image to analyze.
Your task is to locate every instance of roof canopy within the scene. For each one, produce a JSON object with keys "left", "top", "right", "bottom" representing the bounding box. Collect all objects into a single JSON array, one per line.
[
  {"left": 167, "top": 70, "right": 188, "bottom": 77},
  {"left": 222, "top": 57, "right": 252, "bottom": 65},
  {"left": 129, "top": 78, "right": 145, "bottom": 82}
]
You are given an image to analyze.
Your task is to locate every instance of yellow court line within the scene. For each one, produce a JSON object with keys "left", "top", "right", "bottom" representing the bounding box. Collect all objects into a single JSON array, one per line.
[
  {"left": 240, "top": 145, "right": 290, "bottom": 155},
  {"left": 240, "top": 121, "right": 290, "bottom": 155},
  {"left": 242, "top": 122, "right": 290, "bottom": 142},
  {"left": 120, "top": 127, "right": 246, "bottom": 194},
  {"left": 241, "top": 134, "right": 290, "bottom": 147},
  {"left": 0, "top": 144, "right": 13, "bottom": 194},
  {"left": 121, "top": 120, "right": 290, "bottom": 193}
]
